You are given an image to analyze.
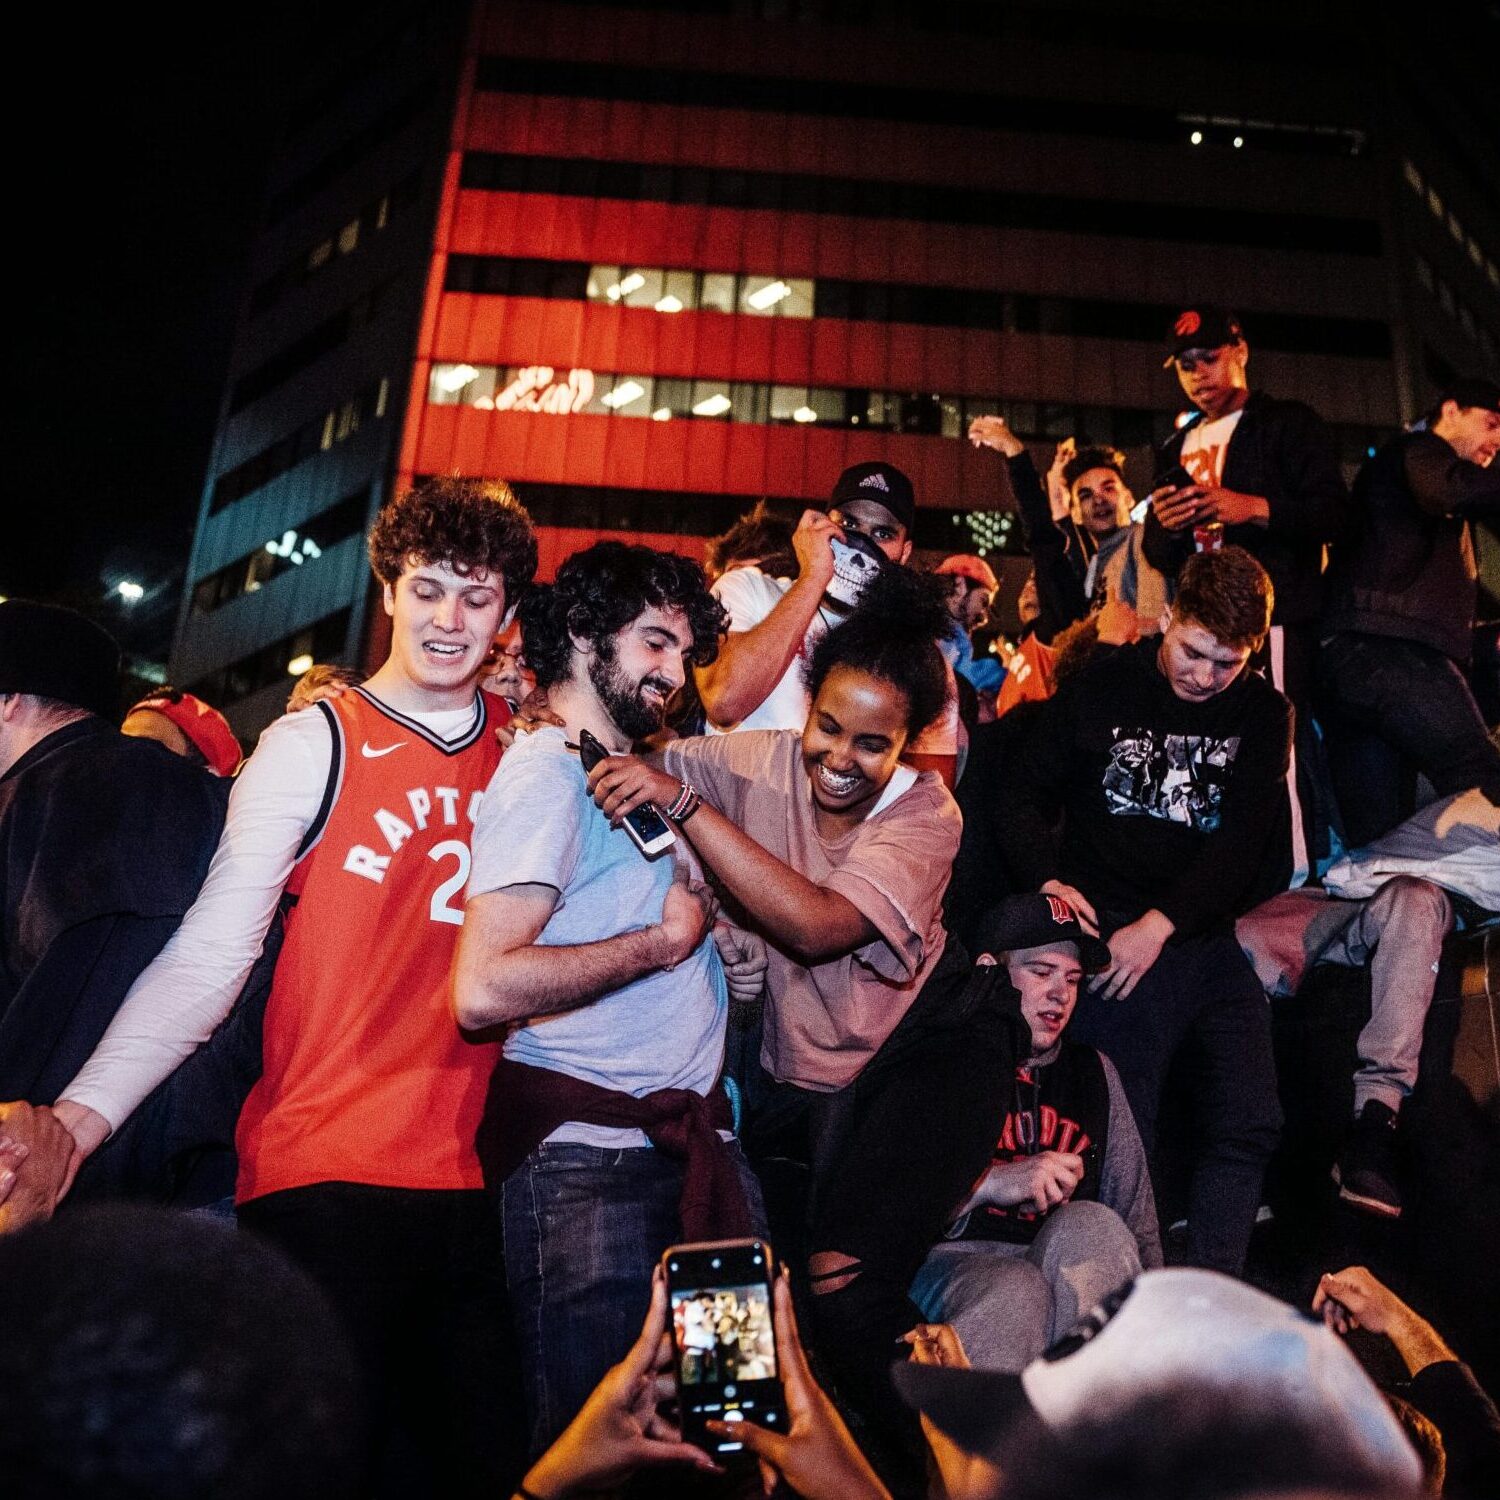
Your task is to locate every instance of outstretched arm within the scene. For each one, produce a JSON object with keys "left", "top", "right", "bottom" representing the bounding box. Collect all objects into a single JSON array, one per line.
[{"left": 586, "top": 758, "right": 877, "bottom": 965}]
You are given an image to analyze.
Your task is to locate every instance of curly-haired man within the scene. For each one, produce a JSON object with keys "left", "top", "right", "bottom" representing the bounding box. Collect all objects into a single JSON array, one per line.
[
  {"left": 997, "top": 546, "right": 1291, "bottom": 1277},
  {"left": 48, "top": 476, "right": 538, "bottom": 1498},
  {"left": 452, "top": 541, "right": 765, "bottom": 1454}
]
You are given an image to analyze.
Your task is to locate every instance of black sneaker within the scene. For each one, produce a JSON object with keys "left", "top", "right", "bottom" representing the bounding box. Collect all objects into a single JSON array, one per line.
[{"left": 1332, "top": 1100, "right": 1402, "bottom": 1218}]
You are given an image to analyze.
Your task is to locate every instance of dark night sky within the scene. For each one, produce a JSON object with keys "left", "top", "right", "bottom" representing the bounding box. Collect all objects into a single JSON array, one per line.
[{"left": 11, "top": 10, "right": 319, "bottom": 654}]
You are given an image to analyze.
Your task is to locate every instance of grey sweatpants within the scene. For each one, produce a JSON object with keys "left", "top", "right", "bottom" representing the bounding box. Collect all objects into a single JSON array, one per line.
[
  {"left": 909, "top": 1199, "right": 1143, "bottom": 1372},
  {"left": 1235, "top": 875, "right": 1452, "bottom": 1113}
]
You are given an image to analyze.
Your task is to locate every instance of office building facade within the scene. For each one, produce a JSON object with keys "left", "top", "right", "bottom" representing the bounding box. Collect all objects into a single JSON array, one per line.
[{"left": 172, "top": 0, "right": 1500, "bottom": 736}]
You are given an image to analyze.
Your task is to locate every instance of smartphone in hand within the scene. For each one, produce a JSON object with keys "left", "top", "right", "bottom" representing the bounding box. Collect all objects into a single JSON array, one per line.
[
  {"left": 576, "top": 728, "right": 675, "bottom": 857},
  {"left": 663, "top": 1237, "right": 786, "bottom": 1456}
]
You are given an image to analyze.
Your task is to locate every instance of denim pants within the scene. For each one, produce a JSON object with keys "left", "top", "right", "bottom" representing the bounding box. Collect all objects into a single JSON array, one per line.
[
  {"left": 1320, "top": 631, "right": 1500, "bottom": 848},
  {"left": 910, "top": 1200, "right": 1144, "bottom": 1371},
  {"left": 500, "top": 1138, "right": 767, "bottom": 1455},
  {"left": 1237, "top": 878, "right": 1452, "bottom": 1112},
  {"left": 1067, "top": 931, "right": 1281, "bottom": 1276}
]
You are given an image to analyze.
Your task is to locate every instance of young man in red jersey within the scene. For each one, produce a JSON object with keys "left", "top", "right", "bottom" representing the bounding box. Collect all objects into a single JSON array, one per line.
[{"left": 41, "top": 477, "right": 538, "bottom": 1498}]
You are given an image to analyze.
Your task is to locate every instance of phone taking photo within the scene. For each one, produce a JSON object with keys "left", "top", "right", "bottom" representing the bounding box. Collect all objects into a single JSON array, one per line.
[
  {"left": 663, "top": 1237, "right": 786, "bottom": 1456},
  {"left": 576, "top": 728, "right": 675, "bottom": 857},
  {"left": 1150, "top": 461, "right": 1196, "bottom": 497}
]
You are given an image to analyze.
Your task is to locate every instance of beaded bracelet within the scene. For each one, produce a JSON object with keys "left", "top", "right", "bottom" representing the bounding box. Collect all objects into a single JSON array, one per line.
[{"left": 664, "top": 779, "right": 701, "bottom": 823}]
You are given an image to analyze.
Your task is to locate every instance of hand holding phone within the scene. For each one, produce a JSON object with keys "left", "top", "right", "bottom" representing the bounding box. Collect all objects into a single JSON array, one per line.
[
  {"left": 577, "top": 729, "right": 676, "bottom": 857},
  {"left": 664, "top": 1238, "right": 786, "bottom": 1456}
]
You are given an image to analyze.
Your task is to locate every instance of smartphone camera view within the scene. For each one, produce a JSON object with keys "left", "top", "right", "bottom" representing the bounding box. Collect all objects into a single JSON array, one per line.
[{"left": 664, "top": 1238, "right": 786, "bottom": 1456}]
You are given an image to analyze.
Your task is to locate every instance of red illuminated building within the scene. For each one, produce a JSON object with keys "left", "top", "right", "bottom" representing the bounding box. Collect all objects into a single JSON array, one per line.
[{"left": 172, "top": 1, "right": 1500, "bottom": 735}]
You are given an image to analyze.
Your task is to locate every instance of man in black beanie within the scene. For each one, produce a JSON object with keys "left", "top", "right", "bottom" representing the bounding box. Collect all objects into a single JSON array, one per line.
[{"left": 0, "top": 602, "right": 242, "bottom": 1222}]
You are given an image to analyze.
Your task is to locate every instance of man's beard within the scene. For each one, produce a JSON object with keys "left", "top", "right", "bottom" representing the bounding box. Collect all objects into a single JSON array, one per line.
[{"left": 588, "top": 637, "right": 673, "bottom": 741}]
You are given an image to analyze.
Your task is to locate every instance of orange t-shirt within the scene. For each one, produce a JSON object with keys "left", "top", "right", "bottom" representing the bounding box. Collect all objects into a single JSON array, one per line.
[
  {"left": 234, "top": 688, "right": 504, "bottom": 1202},
  {"left": 995, "top": 634, "right": 1056, "bottom": 718}
]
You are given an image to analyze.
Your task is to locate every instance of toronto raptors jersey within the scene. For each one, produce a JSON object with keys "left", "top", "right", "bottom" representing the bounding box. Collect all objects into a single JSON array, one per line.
[{"left": 235, "top": 686, "right": 505, "bottom": 1202}]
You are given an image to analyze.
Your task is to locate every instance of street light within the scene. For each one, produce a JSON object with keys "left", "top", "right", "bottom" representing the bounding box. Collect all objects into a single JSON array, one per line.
[{"left": 117, "top": 580, "right": 145, "bottom": 602}]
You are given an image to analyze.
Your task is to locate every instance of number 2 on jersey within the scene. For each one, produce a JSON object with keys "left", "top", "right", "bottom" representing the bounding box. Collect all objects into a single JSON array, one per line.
[{"left": 428, "top": 840, "right": 471, "bottom": 925}]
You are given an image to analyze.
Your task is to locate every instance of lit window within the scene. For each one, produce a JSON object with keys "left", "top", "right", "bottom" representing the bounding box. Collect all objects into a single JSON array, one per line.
[
  {"left": 770, "top": 385, "right": 809, "bottom": 424},
  {"left": 1402, "top": 159, "right": 1422, "bottom": 195},
  {"left": 601, "top": 377, "right": 651, "bottom": 413},
  {"left": 690, "top": 381, "right": 731, "bottom": 418},
  {"left": 586, "top": 264, "right": 619, "bottom": 302},
  {"left": 1428, "top": 187, "right": 1444, "bottom": 219},
  {"left": 338, "top": 218, "right": 360, "bottom": 255},
  {"left": 699, "top": 274, "right": 736, "bottom": 314},
  {"left": 743, "top": 277, "right": 793, "bottom": 314}
]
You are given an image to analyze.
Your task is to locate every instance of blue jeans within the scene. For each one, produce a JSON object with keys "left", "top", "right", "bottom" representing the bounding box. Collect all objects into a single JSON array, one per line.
[{"left": 500, "top": 1138, "right": 767, "bottom": 1454}]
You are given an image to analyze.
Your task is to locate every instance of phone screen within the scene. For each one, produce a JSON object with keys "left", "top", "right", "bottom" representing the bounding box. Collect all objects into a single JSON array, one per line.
[{"left": 664, "top": 1238, "right": 785, "bottom": 1454}]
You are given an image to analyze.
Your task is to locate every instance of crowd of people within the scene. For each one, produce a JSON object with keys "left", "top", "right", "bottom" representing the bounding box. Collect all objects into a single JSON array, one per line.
[{"left": 0, "top": 305, "right": 1498, "bottom": 1499}]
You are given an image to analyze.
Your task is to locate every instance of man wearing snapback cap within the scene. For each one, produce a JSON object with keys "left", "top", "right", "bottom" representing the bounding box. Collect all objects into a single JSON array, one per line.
[
  {"left": 909, "top": 894, "right": 1161, "bottom": 1376},
  {"left": 1144, "top": 303, "right": 1350, "bottom": 883},
  {"left": 695, "top": 461, "right": 916, "bottom": 734}
]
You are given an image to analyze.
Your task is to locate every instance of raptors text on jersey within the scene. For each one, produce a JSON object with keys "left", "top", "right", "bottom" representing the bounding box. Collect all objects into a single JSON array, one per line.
[{"left": 235, "top": 687, "right": 507, "bottom": 1203}]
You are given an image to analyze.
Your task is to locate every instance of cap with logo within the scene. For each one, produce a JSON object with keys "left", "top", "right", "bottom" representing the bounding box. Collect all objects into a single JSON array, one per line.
[
  {"left": 1163, "top": 304, "right": 1245, "bottom": 367},
  {"left": 828, "top": 461, "right": 916, "bottom": 535},
  {"left": 935, "top": 554, "right": 1000, "bottom": 594},
  {"left": 893, "top": 1268, "right": 1420, "bottom": 1486},
  {"left": 971, "top": 892, "right": 1111, "bottom": 973}
]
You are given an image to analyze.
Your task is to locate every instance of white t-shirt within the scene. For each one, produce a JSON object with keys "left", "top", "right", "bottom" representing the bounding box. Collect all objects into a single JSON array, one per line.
[
  {"left": 467, "top": 727, "right": 728, "bottom": 1150},
  {"left": 707, "top": 566, "right": 830, "bottom": 734},
  {"left": 62, "top": 697, "right": 481, "bottom": 1132},
  {"left": 1181, "top": 408, "right": 1245, "bottom": 488}
]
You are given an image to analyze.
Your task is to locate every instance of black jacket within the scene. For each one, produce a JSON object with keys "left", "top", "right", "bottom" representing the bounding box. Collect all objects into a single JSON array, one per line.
[
  {"left": 1005, "top": 450, "right": 1091, "bottom": 643},
  {"left": 1323, "top": 429, "right": 1500, "bottom": 663},
  {"left": 1143, "top": 391, "right": 1350, "bottom": 628}
]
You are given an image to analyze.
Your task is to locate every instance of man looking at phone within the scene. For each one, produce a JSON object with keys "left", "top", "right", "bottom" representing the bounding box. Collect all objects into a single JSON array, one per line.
[
  {"left": 996, "top": 546, "right": 1291, "bottom": 1276},
  {"left": 1143, "top": 305, "right": 1350, "bottom": 881},
  {"left": 453, "top": 541, "right": 766, "bottom": 1455},
  {"left": 910, "top": 894, "right": 1161, "bottom": 1372},
  {"left": 694, "top": 462, "right": 915, "bottom": 734}
]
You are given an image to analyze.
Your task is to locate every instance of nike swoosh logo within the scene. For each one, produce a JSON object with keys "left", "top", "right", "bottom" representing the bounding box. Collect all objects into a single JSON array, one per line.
[{"left": 361, "top": 741, "right": 406, "bottom": 758}]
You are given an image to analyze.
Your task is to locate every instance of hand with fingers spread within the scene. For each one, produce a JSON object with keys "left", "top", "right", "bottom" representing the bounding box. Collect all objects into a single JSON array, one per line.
[
  {"left": 1038, "top": 880, "right": 1099, "bottom": 936},
  {"left": 519, "top": 1268, "right": 723, "bottom": 1498},
  {"left": 1091, "top": 910, "right": 1173, "bottom": 1001},
  {"left": 509, "top": 686, "right": 567, "bottom": 736},
  {"left": 707, "top": 1270, "right": 891, "bottom": 1500}
]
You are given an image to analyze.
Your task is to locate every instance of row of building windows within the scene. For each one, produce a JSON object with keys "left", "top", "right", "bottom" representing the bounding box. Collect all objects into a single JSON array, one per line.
[
  {"left": 266, "top": 79, "right": 436, "bottom": 227},
  {"left": 250, "top": 171, "right": 421, "bottom": 319},
  {"left": 1415, "top": 254, "right": 1500, "bottom": 366},
  {"left": 188, "top": 609, "right": 352, "bottom": 710},
  {"left": 429, "top": 360, "right": 1387, "bottom": 466},
  {"left": 458, "top": 151, "right": 1381, "bottom": 257},
  {"left": 191, "top": 489, "right": 372, "bottom": 615},
  {"left": 429, "top": 359, "right": 1169, "bottom": 447},
  {"left": 228, "top": 279, "right": 396, "bottom": 415},
  {"left": 1403, "top": 159, "right": 1500, "bottom": 293},
  {"left": 475, "top": 54, "right": 1365, "bottom": 159},
  {"left": 210, "top": 377, "right": 388, "bottom": 513},
  {"left": 444, "top": 254, "right": 1394, "bottom": 358}
]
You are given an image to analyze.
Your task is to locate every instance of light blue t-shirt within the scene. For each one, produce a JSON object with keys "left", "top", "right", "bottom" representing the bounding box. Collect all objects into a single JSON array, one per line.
[{"left": 468, "top": 727, "right": 727, "bottom": 1149}]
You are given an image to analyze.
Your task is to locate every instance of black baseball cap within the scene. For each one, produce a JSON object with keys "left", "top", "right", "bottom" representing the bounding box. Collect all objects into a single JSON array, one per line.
[
  {"left": 1436, "top": 377, "right": 1500, "bottom": 414},
  {"left": 1163, "top": 304, "right": 1246, "bottom": 367},
  {"left": 0, "top": 600, "right": 121, "bottom": 720},
  {"left": 828, "top": 461, "right": 916, "bottom": 534},
  {"left": 970, "top": 893, "right": 1111, "bottom": 973}
]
